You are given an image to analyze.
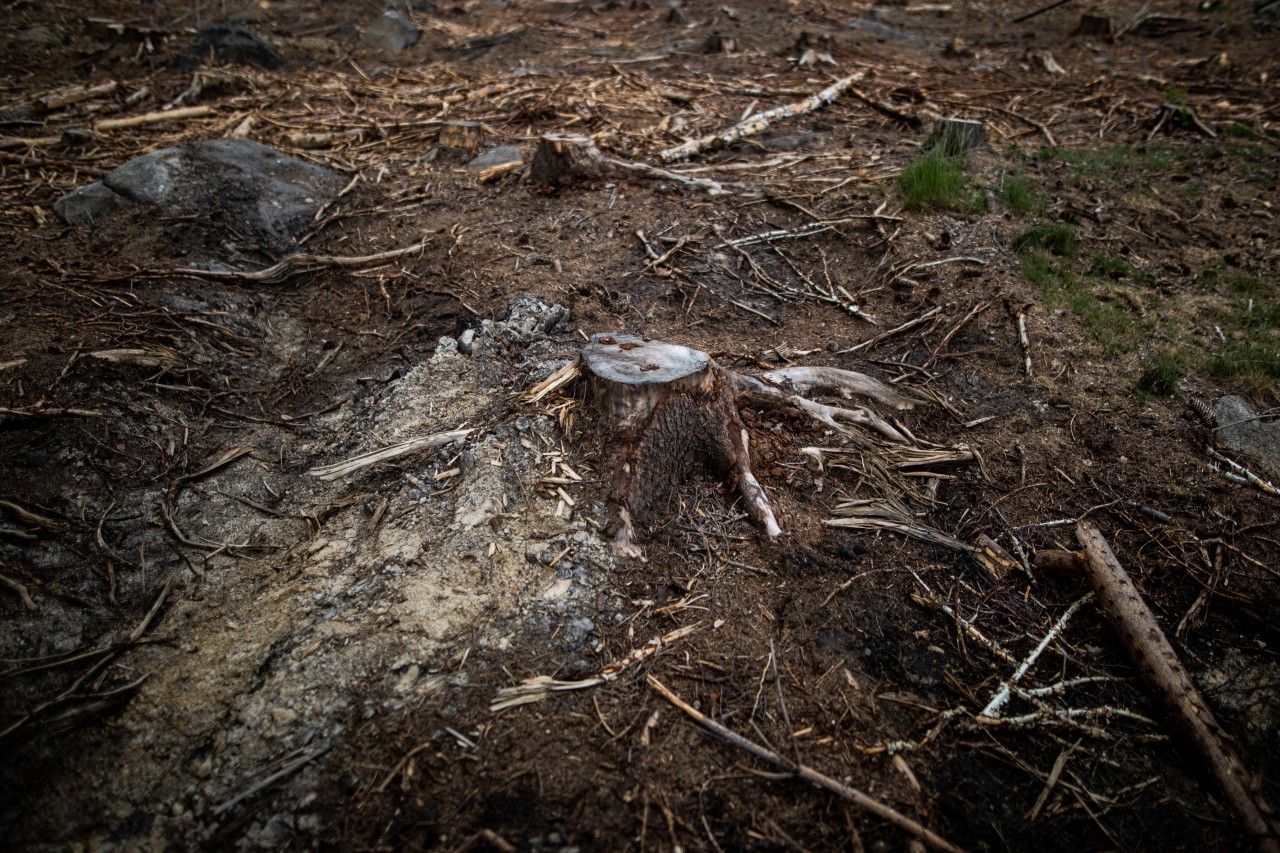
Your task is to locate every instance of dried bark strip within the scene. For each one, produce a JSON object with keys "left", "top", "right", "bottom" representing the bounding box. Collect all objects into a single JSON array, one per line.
[{"left": 1075, "top": 523, "right": 1280, "bottom": 852}]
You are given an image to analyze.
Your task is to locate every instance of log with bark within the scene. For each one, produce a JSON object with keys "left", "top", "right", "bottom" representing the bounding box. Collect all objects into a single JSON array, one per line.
[
  {"left": 1035, "top": 527, "right": 1280, "bottom": 852},
  {"left": 565, "top": 334, "right": 920, "bottom": 558}
]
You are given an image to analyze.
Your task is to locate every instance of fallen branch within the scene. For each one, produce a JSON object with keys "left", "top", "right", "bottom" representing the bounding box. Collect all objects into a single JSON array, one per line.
[
  {"left": 979, "top": 595, "right": 1092, "bottom": 719},
  {"left": 176, "top": 235, "right": 438, "bottom": 284},
  {"left": 648, "top": 675, "right": 964, "bottom": 852},
  {"left": 659, "top": 72, "right": 867, "bottom": 163},
  {"left": 307, "top": 428, "right": 473, "bottom": 481},
  {"left": 491, "top": 624, "right": 700, "bottom": 711},
  {"left": 1075, "top": 523, "right": 1280, "bottom": 851},
  {"left": 94, "top": 106, "right": 214, "bottom": 133}
]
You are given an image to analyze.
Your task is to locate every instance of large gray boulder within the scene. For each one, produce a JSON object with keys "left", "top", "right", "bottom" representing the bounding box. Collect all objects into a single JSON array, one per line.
[
  {"left": 1214, "top": 395, "right": 1280, "bottom": 480},
  {"left": 53, "top": 139, "right": 346, "bottom": 253}
]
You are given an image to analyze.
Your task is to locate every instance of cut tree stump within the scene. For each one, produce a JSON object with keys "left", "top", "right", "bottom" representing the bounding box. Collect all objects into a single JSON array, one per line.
[
  {"left": 703, "top": 33, "right": 737, "bottom": 53},
  {"left": 528, "top": 133, "right": 734, "bottom": 194},
  {"left": 438, "top": 120, "right": 482, "bottom": 152},
  {"left": 529, "top": 133, "right": 610, "bottom": 186},
  {"left": 578, "top": 334, "right": 920, "bottom": 558},
  {"left": 1075, "top": 12, "right": 1114, "bottom": 36},
  {"left": 927, "top": 118, "right": 988, "bottom": 156}
]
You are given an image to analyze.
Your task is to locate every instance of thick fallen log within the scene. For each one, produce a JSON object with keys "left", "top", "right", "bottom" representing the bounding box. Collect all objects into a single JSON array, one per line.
[{"left": 1074, "top": 523, "right": 1279, "bottom": 852}]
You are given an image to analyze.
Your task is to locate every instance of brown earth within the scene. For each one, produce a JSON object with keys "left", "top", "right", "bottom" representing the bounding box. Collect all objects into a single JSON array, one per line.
[{"left": 1, "top": 0, "right": 1278, "bottom": 851}]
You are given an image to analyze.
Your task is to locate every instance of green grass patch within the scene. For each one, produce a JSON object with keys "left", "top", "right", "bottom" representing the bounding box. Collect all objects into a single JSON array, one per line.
[
  {"left": 1036, "top": 144, "right": 1176, "bottom": 177},
  {"left": 1197, "top": 266, "right": 1280, "bottom": 386},
  {"left": 1224, "top": 122, "right": 1264, "bottom": 140},
  {"left": 1013, "top": 222, "right": 1078, "bottom": 258},
  {"left": 897, "top": 149, "right": 985, "bottom": 212},
  {"left": 1089, "top": 251, "right": 1131, "bottom": 280},
  {"left": 1001, "top": 172, "right": 1043, "bottom": 215},
  {"left": 1136, "top": 353, "right": 1183, "bottom": 398}
]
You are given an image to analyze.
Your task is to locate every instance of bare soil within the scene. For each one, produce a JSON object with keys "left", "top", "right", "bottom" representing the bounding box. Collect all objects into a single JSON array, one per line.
[{"left": 1, "top": 0, "right": 1278, "bottom": 851}]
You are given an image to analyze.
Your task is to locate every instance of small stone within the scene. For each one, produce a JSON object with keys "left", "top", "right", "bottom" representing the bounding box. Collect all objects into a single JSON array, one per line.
[
  {"left": 465, "top": 145, "right": 524, "bottom": 171},
  {"left": 187, "top": 25, "right": 286, "bottom": 69},
  {"left": 362, "top": 11, "right": 420, "bottom": 52},
  {"left": 457, "top": 328, "right": 476, "bottom": 354},
  {"left": 270, "top": 707, "right": 298, "bottom": 726}
]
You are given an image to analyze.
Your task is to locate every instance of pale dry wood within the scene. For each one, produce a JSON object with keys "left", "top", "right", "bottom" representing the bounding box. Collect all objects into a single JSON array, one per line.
[
  {"left": 659, "top": 72, "right": 867, "bottom": 163},
  {"left": 307, "top": 429, "right": 473, "bottom": 481},
  {"left": 177, "top": 235, "right": 437, "bottom": 284},
  {"left": 1075, "top": 522, "right": 1279, "bottom": 851},
  {"left": 523, "top": 359, "right": 582, "bottom": 404},
  {"left": 94, "top": 106, "right": 214, "bottom": 132},
  {"left": 491, "top": 624, "right": 700, "bottom": 711},
  {"left": 31, "top": 80, "right": 118, "bottom": 112},
  {"left": 648, "top": 675, "right": 965, "bottom": 853},
  {"left": 754, "top": 365, "right": 919, "bottom": 411}
]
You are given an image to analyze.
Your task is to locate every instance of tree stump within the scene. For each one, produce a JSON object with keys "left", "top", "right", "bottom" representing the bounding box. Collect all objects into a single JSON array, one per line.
[
  {"left": 927, "top": 118, "right": 988, "bottom": 156},
  {"left": 794, "top": 31, "right": 835, "bottom": 52},
  {"left": 438, "top": 120, "right": 482, "bottom": 152},
  {"left": 703, "top": 33, "right": 737, "bottom": 53},
  {"left": 583, "top": 334, "right": 779, "bottom": 558},
  {"left": 1075, "top": 12, "right": 1114, "bottom": 36},
  {"left": 579, "top": 334, "right": 921, "bottom": 558},
  {"left": 529, "top": 134, "right": 609, "bottom": 186}
]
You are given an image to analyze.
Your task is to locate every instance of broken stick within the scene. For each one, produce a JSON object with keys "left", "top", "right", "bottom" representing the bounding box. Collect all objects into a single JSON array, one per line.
[
  {"left": 648, "top": 675, "right": 963, "bottom": 852},
  {"left": 1074, "top": 523, "right": 1279, "bottom": 852},
  {"left": 659, "top": 72, "right": 866, "bottom": 163}
]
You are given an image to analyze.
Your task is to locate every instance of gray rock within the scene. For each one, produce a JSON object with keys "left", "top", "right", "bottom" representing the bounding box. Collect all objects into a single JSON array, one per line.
[
  {"left": 362, "top": 11, "right": 420, "bottom": 52},
  {"left": 465, "top": 145, "right": 523, "bottom": 171},
  {"left": 1258, "top": 0, "right": 1280, "bottom": 23},
  {"left": 187, "top": 25, "right": 285, "bottom": 70},
  {"left": 52, "top": 181, "right": 128, "bottom": 225},
  {"left": 54, "top": 139, "right": 346, "bottom": 253},
  {"left": 1214, "top": 395, "right": 1280, "bottom": 480},
  {"left": 457, "top": 328, "right": 476, "bottom": 354},
  {"left": 847, "top": 13, "right": 925, "bottom": 45},
  {"left": 490, "top": 293, "right": 569, "bottom": 347}
]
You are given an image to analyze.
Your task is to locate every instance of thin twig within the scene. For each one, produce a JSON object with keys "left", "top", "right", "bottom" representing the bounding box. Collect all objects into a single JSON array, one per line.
[{"left": 648, "top": 675, "right": 964, "bottom": 853}]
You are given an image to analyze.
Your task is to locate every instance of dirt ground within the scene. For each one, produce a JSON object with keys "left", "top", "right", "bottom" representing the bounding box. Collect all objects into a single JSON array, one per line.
[{"left": 1, "top": 0, "right": 1278, "bottom": 850}]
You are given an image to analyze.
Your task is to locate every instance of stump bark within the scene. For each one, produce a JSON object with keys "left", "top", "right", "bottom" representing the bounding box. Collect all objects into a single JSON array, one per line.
[
  {"left": 580, "top": 334, "right": 920, "bottom": 558},
  {"left": 583, "top": 334, "right": 779, "bottom": 558},
  {"left": 927, "top": 118, "right": 988, "bottom": 156},
  {"left": 1075, "top": 12, "right": 1114, "bottom": 36},
  {"left": 438, "top": 120, "right": 482, "bottom": 152},
  {"left": 529, "top": 134, "right": 609, "bottom": 186}
]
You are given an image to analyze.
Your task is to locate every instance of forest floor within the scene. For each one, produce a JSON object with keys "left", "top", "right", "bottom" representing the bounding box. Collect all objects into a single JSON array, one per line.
[{"left": 1, "top": 0, "right": 1278, "bottom": 850}]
